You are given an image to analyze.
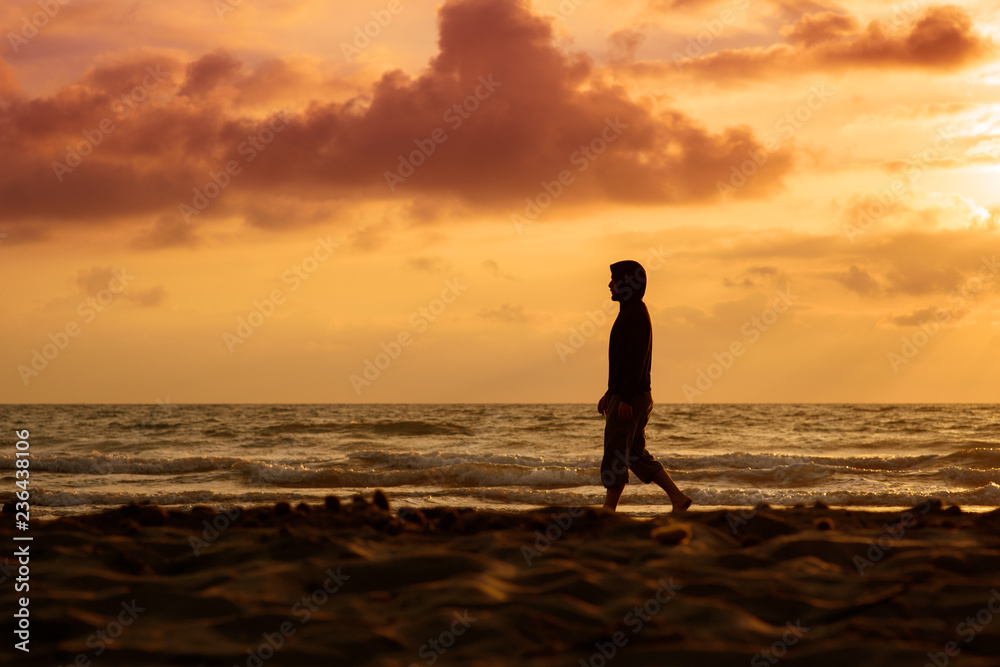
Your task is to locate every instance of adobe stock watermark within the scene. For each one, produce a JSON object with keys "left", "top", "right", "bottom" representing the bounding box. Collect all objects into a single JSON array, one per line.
[
  {"left": 51, "top": 65, "right": 168, "bottom": 182},
  {"left": 350, "top": 277, "right": 467, "bottom": 394},
  {"left": 511, "top": 116, "right": 629, "bottom": 233},
  {"left": 556, "top": 246, "right": 670, "bottom": 362},
  {"left": 852, "top": 500, "right": 932, "bottom": 575},
  {"left": 6, "top": 0, "right": 70, "bottom": 55},
  {"left": 542, "top": 0, "right": 587, "bottom": 23},
  {"left": 672, "top": 0, "right": 750, "bottom": 70},
  {"left": 384, "top": 75, "right": 502, "bottom": 192},
  {"left": 223, "top": 236, "right": 339, "bottom": 353},
  {"left": 179, "top": 108, "right": 292, "bottom": 224},
  {"left": 52, "top": 599, "right": 145, "bottom": 666},
  {"left": 717, "top": 84, "right": 835, "bottom": 200},
  {"left": 750, "top": 620, "right": 809, "bottom": 666},
  {"left": 188, "top": 506, "right": 242, "bottom": 556},
  {"left": 888, "top": 0, "right": 922, "bottom": 25},
  {"left": 682, "top": 287, "right": 797, "bottom": 401},
  {"left": 923, "top": 588, "right": 1000, "bottom": 667},
  {"left": 887, "top": 255, "right": 998, "bottom": 373},
  {"left": 842, "top": 125, "right": 957, "bottom": 241},
  {"left": 520, "top": 507, "right": 585, "bottom": 565},
  {"left": 340, "top": 0, "right": 413, "bottom": 62},
  {"left": 408, "top": 610, "right": 477, "bottom": 667},
  {"left": 17, "top": 268, "right": 134, "bottom": 386},
  {"left": 578, "top": 578, "right": 682, "bottom": 666}
]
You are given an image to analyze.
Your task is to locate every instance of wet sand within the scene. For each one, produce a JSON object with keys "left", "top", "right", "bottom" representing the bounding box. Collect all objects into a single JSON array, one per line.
[{"left": 5, "top": 495, "right": 1000, "bottom": 666}]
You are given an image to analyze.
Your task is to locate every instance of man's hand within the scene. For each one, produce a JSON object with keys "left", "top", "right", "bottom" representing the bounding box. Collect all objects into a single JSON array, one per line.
[
  {"left": 617, "top": 401, "right": 633, "bottom": 420},
  {"left": 598, "top": 395, "right": 610, "bottom": 415}
]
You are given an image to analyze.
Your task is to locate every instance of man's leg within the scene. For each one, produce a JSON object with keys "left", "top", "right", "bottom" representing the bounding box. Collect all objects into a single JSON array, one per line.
[
  {"left": 603, "top": 484, "right": 625, "bottom": 511},
  {"left": 628, "top": 393, "right": 692, "bottom": 511},
  {"left": 601, "top": 395, "right": 635, "bottom": 512},
  {"left": 651, "top": 468, "right": 691, "bottom": 511}
]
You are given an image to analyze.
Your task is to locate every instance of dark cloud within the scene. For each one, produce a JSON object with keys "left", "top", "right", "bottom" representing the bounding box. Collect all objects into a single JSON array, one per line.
[
  {"left": 835, "top": 264, "right": 880, "bottom": 295},
  {"left": 0, "top": 0, "right": 789, "bottom": 239},
  {"left": 179, "top": 49, "right": 243, "bottom": 98},
  {"left": 130, "top": 215, "right": 201, "bottom": 250},
  {"left": 635, "top": 5, "right": 993, "bottom": 82},
  {"left": 723, "top": 265, "right": 780, "bottom": 288},
  {"left": 884, "top": 305, "right": 963, "bottom": 327},
  {"left": 130, "top": 285, "right": 167, "bottom": 307}
]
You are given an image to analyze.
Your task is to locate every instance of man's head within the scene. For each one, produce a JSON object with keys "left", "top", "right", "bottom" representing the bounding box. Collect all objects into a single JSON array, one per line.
[{"left": 609, "top": 260, "right": 646, "bottom": 302}]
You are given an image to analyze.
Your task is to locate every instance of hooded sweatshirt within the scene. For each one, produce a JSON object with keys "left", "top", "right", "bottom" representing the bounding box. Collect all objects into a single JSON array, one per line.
[{"left": 606, "top": 260, "right": 651, "bottom": 405}]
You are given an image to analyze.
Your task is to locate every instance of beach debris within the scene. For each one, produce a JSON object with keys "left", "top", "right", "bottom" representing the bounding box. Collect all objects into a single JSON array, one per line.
[
  {"left": 729, "top": 511, "right": 800, "bottom": 544},
  {"left": 325, "top": 495, "right": 341, "bottom": 512},
  {"left": 373, "top": 489, "right": 390, "bottom": 511},
  {"left": 922, "top": 498, "right": 944, "bottom": 513},
  {"left": 351, "top": 495, "right": 368, "bottom": 509},
  {"left": 296, "top": 502, "right": 311, "bottom": 514},
  {"left": 274, "top": 501, "right": 292, "bottom": 516},
  {"left": 398, "top": 507, "right": 428, "bottom": 528},
  {"left": 437, "top": 508, "right": 463, "bottom": 530},
  {"left": 813, "top": 517, "right": 835, "bottom": 531},
  {"left": 652, "top": 524, "right": 692, "bottom": 545},
  {"left": 137, "top": 504, "right": 168, "bottom": 526}
]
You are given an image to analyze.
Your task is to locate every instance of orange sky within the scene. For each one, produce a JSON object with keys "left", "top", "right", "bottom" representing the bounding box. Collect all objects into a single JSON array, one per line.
[{"left": 2, "top": 0, "right": 1000, "bottom": 403}]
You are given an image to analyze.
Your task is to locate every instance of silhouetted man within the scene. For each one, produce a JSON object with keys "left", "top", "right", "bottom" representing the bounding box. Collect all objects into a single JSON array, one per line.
[{"left": 598, "top": 260, "right": 692, "bottom": 512}]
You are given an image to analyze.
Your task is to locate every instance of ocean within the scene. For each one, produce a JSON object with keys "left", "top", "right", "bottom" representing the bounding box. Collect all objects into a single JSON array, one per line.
[{"left": 3, "top": 403, "right": 999, "bottom": 518}]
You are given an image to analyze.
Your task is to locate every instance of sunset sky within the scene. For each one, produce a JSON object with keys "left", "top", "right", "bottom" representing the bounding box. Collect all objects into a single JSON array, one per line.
[{"left": 3, "top": 0, "right": 1000, "bottom": 403}]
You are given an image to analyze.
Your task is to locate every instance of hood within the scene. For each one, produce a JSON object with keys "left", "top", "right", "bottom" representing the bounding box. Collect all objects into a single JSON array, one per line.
[{"left": 610, "top": 260, "right": 646, "bottom": 302}]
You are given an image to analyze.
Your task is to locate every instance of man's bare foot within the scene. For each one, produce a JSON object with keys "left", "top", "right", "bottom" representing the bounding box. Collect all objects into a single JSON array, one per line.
[{"left": 672, "top": 496, "right": 692, "bottom": 512}]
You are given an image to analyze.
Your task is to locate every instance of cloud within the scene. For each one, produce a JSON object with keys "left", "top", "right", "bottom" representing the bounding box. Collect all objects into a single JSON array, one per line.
[
  {"left": 883, "top": 305, "right": 963, "bottom": 327},
  {"left": 638, "top": 5, "right": 994, "bottom": 82},
  {"left": 408, "top": 256, "right": 451, "bottom": 273},
  {"left": 884, "top": 264, "right": 964, "bottom": 296},
  {"left": 0, "top": 0, "right": 789, "bottom": 239},
  {"left": 130, "top": 215, "right": 202, "bottom": 250},
  {"left": 178, "top": 49, "right": 244, "bottom": 98},
  {"left": 76, "top": 266, "right": 118, "bottom": 297},
  {"left": 477, "top": 302, "right": 532, "bottom": 323},
  {"left": 75, "top": 266, "right": 166, "bottom": 306},
  {"left": 647, "top": 0, "right": 707, "bottom": 11},
  {"left": 0, "top": 59, "right": 19, "bottom": 97},
  {"left": 779, "top": 11, "right": 858, "bottom": 47},
  {"left": 835, "top": 264, "right": 880, "bottom": 295},
  {"left": 482, "top": 259, "right": 517, "bottom": 280},
  {"left": 130, "top": 285, "right": 167, "bottom": 307},
  {"left": 607, "top": 27, "right": 646, "bottom": 64},
  {"left": 347, "top": 222, "right": 390, "bottom": 252},
  {"left": 723, "top": 265, "right": 780, "bottom": 288}
]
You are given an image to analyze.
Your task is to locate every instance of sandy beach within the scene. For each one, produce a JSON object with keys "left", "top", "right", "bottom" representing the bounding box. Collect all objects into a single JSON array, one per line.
[{"left": 4, "top": 494, "right": 1000, "bottom": 666}]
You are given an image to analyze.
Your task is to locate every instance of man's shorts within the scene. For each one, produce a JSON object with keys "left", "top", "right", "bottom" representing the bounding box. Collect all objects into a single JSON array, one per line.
[{"left": 600, "top": 391, "right": 665, "bottom": 488}]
